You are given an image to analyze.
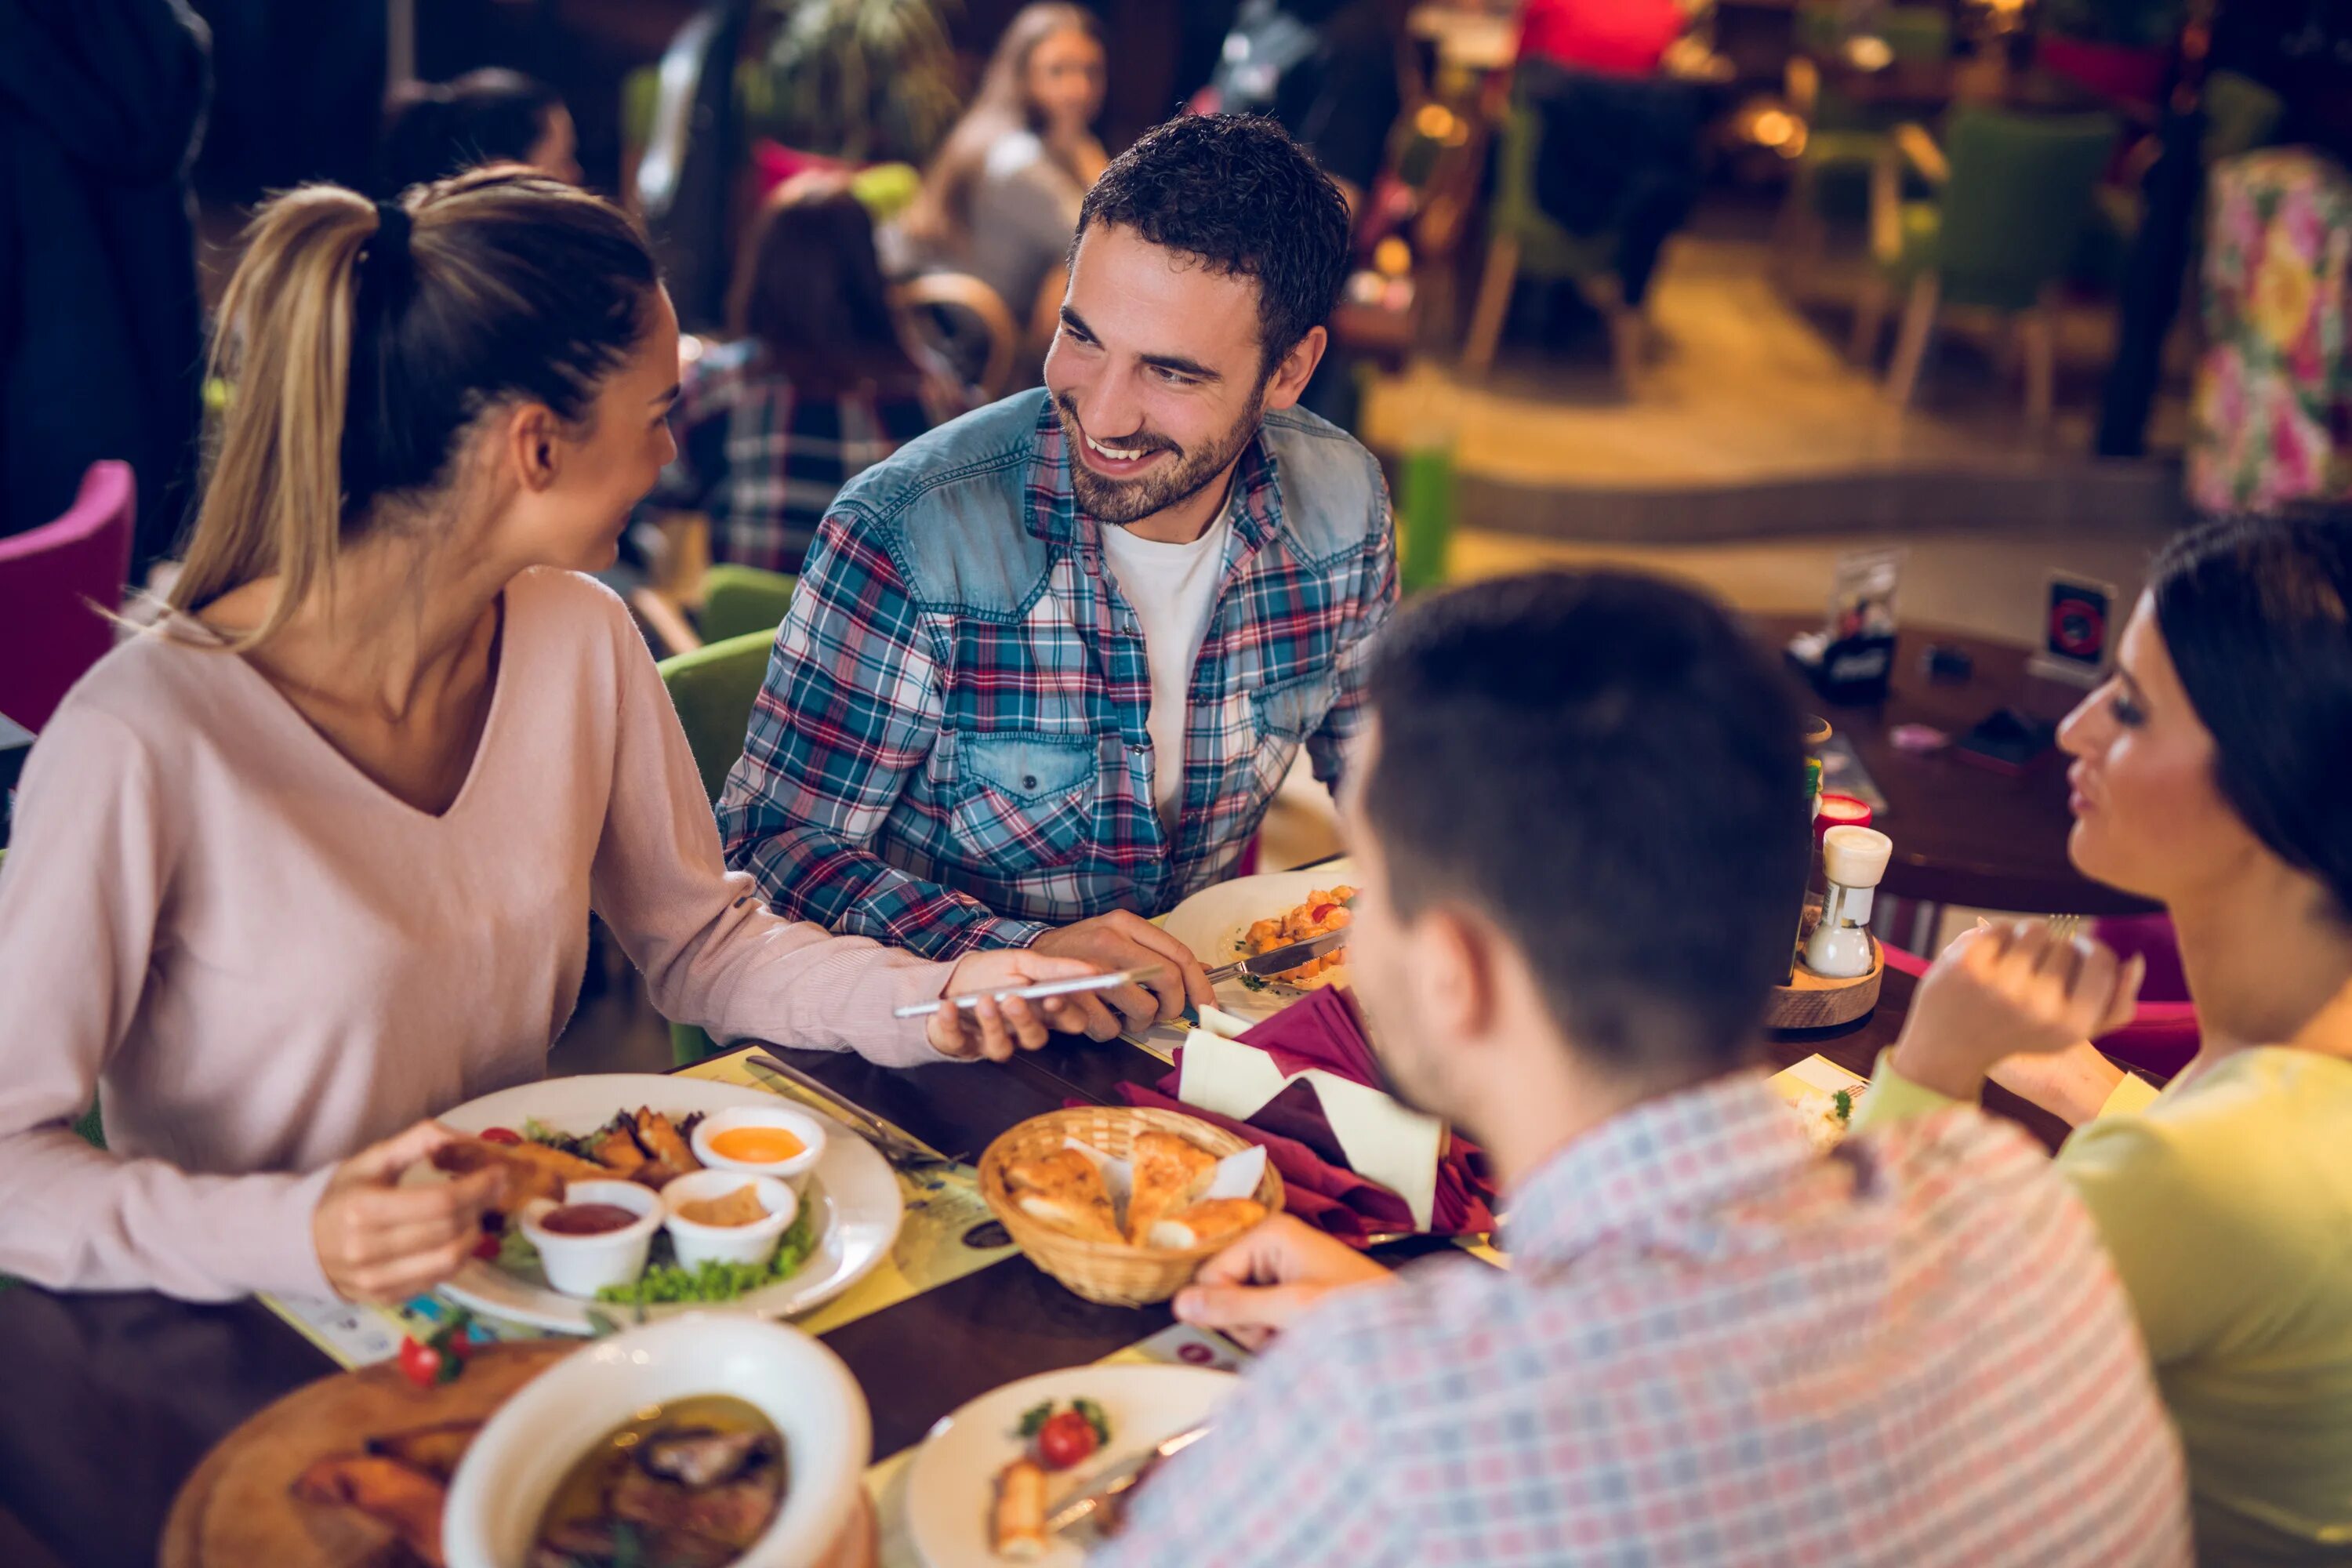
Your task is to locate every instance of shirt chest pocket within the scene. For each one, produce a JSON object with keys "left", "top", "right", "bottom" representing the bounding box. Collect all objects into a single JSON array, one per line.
[
  {"left": 944, "top": 731, "right": 1100, "bottom": 875},
  {"left": 1214, "top": 674, "right": 1330, "bottom": 797}
]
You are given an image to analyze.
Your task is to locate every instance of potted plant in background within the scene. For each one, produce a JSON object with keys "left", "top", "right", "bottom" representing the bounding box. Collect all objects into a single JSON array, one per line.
[{"left": 750, "top": 0, "right": 964, "bottom": 165}]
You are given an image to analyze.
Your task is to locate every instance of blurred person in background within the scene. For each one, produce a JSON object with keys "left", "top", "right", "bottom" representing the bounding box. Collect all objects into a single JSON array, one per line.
[
  {"left": 376, "top": 67, "right": 579, "bottom": 197},
  {"left": 889, "top": 3, "right": 1106, "bottom": 358},
  {"left": 0, "top": 0, "right": 209, "bottom": 576},
  {"left": 1192, "top": 0, "right": 1403, "bottom": 217},
  {"left": 1514, "top": 0, "right": 1700, "bottom": 318},
  {"left": 637, "top": 173, "right": 960, "bottom": 576}
]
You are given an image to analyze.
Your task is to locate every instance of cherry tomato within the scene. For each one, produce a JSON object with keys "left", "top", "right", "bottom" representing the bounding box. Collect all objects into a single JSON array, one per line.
[
  {"left": 478, "top": 1127, "right": 522, "bottom": 1146},
  {"left": 472, "top": 1230, "right": 502, "bottom": 1261},
  {"left": 1035, "top": 1410, "right": 1098, "bottom": 1471},
  {"left": 396, "top": 1336, "right": 445, "bottom": 1389},
  {"left": 443, "top": 1322, "right": 477, "bottom": 1363}
]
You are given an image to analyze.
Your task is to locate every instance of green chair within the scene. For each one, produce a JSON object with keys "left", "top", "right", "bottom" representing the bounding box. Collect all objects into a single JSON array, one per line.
[
  {"left": 1462, "top": 103, "right": 1639, "bottom": 382},
  {"left": 656, "top": 630, "right": 782, "bottom": 1063},
  {"left": 1777, "top": 5, "right": 1955, "bottom": 267},
  {"left": 1853, "top": 107, "right": 2119, "bottom": 424},
  {"left": 698, "top": 564, "right": 797, "bottom": 647}
]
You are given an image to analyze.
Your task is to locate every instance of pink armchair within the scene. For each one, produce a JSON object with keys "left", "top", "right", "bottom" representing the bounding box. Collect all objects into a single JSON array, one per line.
[{"left": 0, "top": 460, "right": 133, "bottom": 730}]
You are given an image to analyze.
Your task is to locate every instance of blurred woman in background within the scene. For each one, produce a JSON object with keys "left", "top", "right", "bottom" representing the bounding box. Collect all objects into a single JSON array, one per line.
[
  {"left": 0, "top": 170, "right": 1081, "bottom": 1308},
  {"left": 890, "top": 2, "right": 1105, "bottom": 352},
  {"left": 1861, "top": 509, "right": 2352, "bottom": 1562},
  {"left": 377, "top": 67, "right": 581, "bottom": 195},
  {"left": 640, "top": 174, "right": 956, "bottom": 575}
]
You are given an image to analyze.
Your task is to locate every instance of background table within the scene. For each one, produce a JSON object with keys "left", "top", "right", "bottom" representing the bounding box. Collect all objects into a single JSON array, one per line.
[
  {"left": 1755, "top": 615, "right": 2158, "bottom": 922},
  {"left": 0, "top": 970, "right": 2067, "bottom": 1567}
]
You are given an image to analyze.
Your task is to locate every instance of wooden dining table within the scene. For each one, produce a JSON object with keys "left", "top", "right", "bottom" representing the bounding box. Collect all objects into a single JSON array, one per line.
[{"left": 0, "top": 962, "right": 2068, "bottom": 1568}]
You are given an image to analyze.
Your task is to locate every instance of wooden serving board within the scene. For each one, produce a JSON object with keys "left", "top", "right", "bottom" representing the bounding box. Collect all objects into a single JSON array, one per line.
[{"left": 160, "top": 1340, "right": 576, "bottom": 1568}]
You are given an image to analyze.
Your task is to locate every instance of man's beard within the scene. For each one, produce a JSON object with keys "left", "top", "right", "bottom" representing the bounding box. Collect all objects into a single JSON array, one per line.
[{"left": 1055, "top": 391, "right": 1261, "bottom": 528}]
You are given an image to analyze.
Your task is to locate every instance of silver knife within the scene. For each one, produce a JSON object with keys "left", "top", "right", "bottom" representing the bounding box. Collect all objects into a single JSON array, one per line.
[
  {"left": 1046, "top": 1422, "right": 1214, "bottom": 1537},
  {"left": 743, "top": 1050, "right": 958, "bottom": 1167},
  {"left": 1203, "top": 927, "right": 1351, "bottom": 985}
]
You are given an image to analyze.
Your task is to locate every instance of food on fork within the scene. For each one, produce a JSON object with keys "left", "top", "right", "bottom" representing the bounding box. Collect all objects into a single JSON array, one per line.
[
  {"left": 1005, "top": 1149, "right": 1123, "bottom": 1245},
  {"left": 1123, "top": 1131, "right": 1218, "bottom": 1246},
  {"left": 432, "top": 1136, "right": 608, "bottom": 1206},
  {"left": 1144, "top": 1196, "right": 1268, "bottom": 1251},
  {"left": 1242, "top": 884, "right": 1356, "bottom": 987}
]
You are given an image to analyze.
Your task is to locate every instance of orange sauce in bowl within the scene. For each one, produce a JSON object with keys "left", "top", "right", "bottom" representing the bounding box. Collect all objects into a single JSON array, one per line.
[{"left": 710, "top": 1125, "right": 806, "bottom": 1165}]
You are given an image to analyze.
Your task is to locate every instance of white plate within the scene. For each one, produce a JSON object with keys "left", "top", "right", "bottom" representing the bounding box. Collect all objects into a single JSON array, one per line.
[
  {"left": 1160, "top": 862, "right": 1359, "bottom": 1024},
  {"left": 905, "top": 1363, "right": 1240, "bottom": 1568},
  {"left": 424, "top": 1073, "right": 903, "bottom": 1334}
]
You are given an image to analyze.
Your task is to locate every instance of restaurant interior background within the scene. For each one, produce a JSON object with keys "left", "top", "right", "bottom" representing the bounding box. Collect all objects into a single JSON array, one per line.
[{"left": 5, "top": 0, "right": 2349, "bottom": 1073}]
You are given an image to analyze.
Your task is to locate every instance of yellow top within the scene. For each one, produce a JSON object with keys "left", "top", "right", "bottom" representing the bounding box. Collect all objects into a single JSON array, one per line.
[{"left": 1860, "top": 1047, "right": 2352, "bottom": 1564}]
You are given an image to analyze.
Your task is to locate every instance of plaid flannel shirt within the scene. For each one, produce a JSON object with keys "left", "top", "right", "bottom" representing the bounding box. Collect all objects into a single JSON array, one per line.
[
  {"left": 1092, "top": 1073, "right": 2193, "bottom": 1568},
  {"left": 643, "top": 339, "right": 938, "bottom": 574},
  {"left": 718, "top": 389, "right": 1396, "bottom": 958}
]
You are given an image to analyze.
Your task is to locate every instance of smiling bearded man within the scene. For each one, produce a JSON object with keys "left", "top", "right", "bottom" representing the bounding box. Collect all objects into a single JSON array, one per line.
[{"left": 720, "top": 114, "right": 1396, "bottom": 1045}]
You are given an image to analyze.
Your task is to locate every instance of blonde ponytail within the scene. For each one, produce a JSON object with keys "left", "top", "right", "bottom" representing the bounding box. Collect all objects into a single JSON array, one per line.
[
  {"left": 167, "top": 170, "right": 656, "bottom": 648},
  {"left": 169, "top": 187, "right": 377, "bottom": 648}
]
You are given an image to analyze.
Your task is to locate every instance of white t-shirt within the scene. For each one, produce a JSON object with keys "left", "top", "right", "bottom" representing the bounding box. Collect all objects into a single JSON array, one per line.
[{"left": 1098, "top": 500, "right": 1236, "bottom": 834}]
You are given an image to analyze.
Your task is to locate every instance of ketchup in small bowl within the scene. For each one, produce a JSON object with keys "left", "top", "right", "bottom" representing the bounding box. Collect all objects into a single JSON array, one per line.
[{"left": 537, "top": 1202, "right": 643, "bottom": 1237}]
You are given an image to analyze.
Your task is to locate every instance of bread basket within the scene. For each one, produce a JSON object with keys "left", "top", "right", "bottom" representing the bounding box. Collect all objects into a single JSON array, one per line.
[{"left": 978, "top": 1106, "right": 1286, "bottom": 1308}]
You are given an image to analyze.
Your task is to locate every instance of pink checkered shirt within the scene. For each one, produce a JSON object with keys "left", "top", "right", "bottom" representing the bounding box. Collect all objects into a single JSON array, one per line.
[{"left": 1091, "top": 1072, "right": 2191, "bottom": 1567}]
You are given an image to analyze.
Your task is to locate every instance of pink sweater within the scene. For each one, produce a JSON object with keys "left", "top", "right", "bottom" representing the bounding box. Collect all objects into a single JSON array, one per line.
[{"left": 0, "top": 568, "right": 954, "bottom": 1301}]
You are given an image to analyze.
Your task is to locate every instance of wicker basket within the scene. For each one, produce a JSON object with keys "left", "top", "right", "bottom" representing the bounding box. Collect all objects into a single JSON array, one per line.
[{"left": 979, "top": 1105, "right": 1286, "bottom": 1308}]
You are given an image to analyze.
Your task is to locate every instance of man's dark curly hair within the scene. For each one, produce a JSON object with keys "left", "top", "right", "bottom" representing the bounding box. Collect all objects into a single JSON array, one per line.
[{"left": 1074, "top": 114, "right": 1351, "bottom": 374}]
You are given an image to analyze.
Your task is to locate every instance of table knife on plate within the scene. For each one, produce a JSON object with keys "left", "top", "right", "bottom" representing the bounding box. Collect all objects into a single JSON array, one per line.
[
  {"left": 1203, "top": 927, "right": 1352, "bottom": 985},
  {"left": 1046, "top": 1422, "right": 1214, "bottom": 1538}
]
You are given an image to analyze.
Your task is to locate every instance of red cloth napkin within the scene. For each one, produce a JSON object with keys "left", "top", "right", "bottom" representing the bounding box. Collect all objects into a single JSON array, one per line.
[{"left": 1099, "top": 989, "right": 1497, "bottom": 1246}]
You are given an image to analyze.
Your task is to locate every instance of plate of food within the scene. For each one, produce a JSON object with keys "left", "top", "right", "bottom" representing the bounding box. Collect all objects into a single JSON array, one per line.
[
  {"left": 1158, "top": 862, "right": 1360, "bottom": 1024},
  {"left": 418, "top": 1073, "right": 903, "bottom": 1335},
  {"left": 160, "top": 1341, "right": 578, "bottom": 1568},
  {"left": 904, "top": 1363, "right": 1239, "bottom": 1568},
  {"left": 444, "top": 1316, "right": 870, "bottom": 1568}
]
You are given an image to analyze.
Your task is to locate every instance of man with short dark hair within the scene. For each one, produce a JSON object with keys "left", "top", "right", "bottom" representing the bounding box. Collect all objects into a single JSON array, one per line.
[
  {"left": 1088, "top": 572, "right": 2192, "bottom": 1567},
  {"left": 721, "top": 114, "right": 1394, "bottom": 1041}
]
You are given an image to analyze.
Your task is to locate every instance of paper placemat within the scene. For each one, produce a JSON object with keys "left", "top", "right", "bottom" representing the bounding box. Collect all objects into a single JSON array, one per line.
[
  {"left": 260, "top": 1050, "right": 1015, "bottom": 1367},
  {"left": 866, "top": 1322, "right": 1255, "bottom": 1568}
]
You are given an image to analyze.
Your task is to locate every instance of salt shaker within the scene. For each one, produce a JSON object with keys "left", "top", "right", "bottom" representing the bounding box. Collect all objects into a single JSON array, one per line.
[{"left": 1804, "top": 826, "right": 1893, "bottom": 978}]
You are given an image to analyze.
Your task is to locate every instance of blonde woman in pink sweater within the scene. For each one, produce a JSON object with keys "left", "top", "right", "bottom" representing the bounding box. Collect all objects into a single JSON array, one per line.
[{"left": 0, "top": 170, "right": 1088, "bottom": 1308}]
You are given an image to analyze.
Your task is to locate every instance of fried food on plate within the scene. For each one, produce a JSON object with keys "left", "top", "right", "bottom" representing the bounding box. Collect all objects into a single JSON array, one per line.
[
  {"left": 291, "top": 1452, "right": 450, "bottom": 1566},
  {"left": 1004, "top": 1149, "right": 1123, "bottom": 1245},
  {"left": 992, "top": 1456, "right": 1047, "bottom": 1559},
  {"left": 630, "top": 1107, "right": 700, "bottom": 1188},
  {"left": 361, "top": 1418, "right": 482, "bottom": 1484},
  {"left": 1123, "top": 1131, "right": 1218, "bottom": 1246}
]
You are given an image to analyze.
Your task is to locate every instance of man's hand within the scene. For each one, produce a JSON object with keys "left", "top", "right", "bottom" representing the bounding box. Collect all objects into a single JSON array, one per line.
[
  {"left": 1892, "top": 920, "right": 2144, "bottom": 1104},
  {"left": 1172, "top": 1213, "right": 1393, "bottom": 1351},
  {"left": 1029, "top": 911, "right": 1215, "bottom": 1040},
  {"left": 930, "top": 950, "right": 1099, "bottom": 1062},
  {"left": 314, "top": 1120, "right": 504, "bottom": 1304}
]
